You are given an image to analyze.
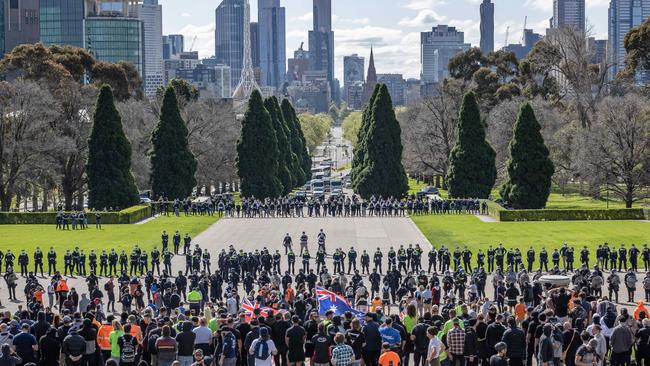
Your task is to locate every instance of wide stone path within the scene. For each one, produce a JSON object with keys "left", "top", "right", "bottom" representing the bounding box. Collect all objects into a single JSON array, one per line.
[{"left": 194, "top": 216, "right": 431, "bottom": 254}]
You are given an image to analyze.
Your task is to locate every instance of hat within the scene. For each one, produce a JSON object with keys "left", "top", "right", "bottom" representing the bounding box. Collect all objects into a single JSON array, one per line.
[
  {"left": 259, "top": 327, "right": 269, "bottom": 338},
  {"left": 63, "top": 316, "right": 72, "bottom": 324},
  {"left": 495, "top": 342, "right": 507, "bottom": 352}
]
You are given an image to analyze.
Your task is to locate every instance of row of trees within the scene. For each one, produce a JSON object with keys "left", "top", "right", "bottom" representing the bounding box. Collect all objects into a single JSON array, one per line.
[
  {"left": 236, "top": 91, "right": 311, "bottom": 198},
  {"left": 401, "top": 23, "right": 650, "bottom": 208},
  {"left": 0, "top": 44, "right": 240, "bottom": 211},
  {"left": 86, "top": 85, "right": 197, "bottom": 210},
  {"left": 446, "top": 92, "right": 554, "bottom": 209},
  {"left": 350, "top": 84, "right": 409, "bottom": 199}
]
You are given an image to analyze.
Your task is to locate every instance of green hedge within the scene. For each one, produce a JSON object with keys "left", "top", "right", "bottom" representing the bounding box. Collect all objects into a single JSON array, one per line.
[
  {"left": 0, "top": 205, "right": 152, "bottom": 224},
  {"left": 483, "top": 200, "right": 646, "bottom": 221}
]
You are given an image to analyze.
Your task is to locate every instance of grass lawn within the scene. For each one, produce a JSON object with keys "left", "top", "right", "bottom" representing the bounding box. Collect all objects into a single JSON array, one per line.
[
  {"left": 407, "top": 179, "right": 645, "bottom": 208},
  {"left": 0, "top": 215, "right": 219, "bottom": 265},
  {"left": 411, "top": 215, "right": 650, "bottom": 261}
]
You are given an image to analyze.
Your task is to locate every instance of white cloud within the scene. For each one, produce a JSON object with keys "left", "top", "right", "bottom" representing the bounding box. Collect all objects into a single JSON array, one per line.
[
  {"left": 292, "top": 12, "right": 312, "bottom": 22},
  {"left": 398, "top": 9, "right": 447, "bottom": 27},
  {"left": 402, "top": 0, "right": 447, "bottom": 10},
  {"left": 177, "top": 22, "right": 215, "bottom": 57},
  {"left": 524, "top": 0, "right": 553, "bottom": 12},
  {"left": 180, "top": 12, "right": 191, "bottom": 17},
  {"left": 586, "top": 0, "right": 609, "bottom": 8}
]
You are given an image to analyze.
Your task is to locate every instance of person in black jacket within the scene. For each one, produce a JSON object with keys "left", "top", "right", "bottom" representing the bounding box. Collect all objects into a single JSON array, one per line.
[
  {"left": 502, "top": 317, "right": 525, "bottom": 366},
  {"left": 362, "top": 312, "right": 382, "bottom": 366},
  {"left": 464, "top": 319, "right": 479, "bottom": 366},
  {"left": 62, "top": 329, "right": 86, "bottom": 366},
  {"left": 486, "top": 315, "right": 506, "bottom": 359},
  {"left": 38, "top": 328, "right": 60, "bottom": 366},
  {"left": 490, "top": 342, "right": 509, "bottom": 366}
]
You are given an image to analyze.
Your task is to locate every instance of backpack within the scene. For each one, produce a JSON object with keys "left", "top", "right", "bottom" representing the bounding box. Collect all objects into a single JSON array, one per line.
[
  {"left": 120, "top": 337, "right": 137, "bottom": 363},
  {"left": 254, "top": 339, "right": 269, "bottom": 360},
  {"left": 626, "top": 275, "right": 636, "bottom": 288},
  {"left": 147, "top": 333, "right": 160, "bottom": 355}
]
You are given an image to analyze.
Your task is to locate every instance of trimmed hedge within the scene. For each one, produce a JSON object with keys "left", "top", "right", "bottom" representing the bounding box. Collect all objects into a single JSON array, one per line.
[
  {"left": 482, "top": 200, "right": 646, "bottom": 222},
  {"left": 0, "top": 205, "right": 152, "bottom": 224}
]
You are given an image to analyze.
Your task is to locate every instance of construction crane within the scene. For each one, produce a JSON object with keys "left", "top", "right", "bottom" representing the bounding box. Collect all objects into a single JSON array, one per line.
[
  {"left": 189, "top": 35, "right": 198, "bottom": 52},
  {"left": 504, "top": 26, "right": 510, "bottom": 46},
  {"left": 522, "top": 16, "right": 528, "bottom": 45}
]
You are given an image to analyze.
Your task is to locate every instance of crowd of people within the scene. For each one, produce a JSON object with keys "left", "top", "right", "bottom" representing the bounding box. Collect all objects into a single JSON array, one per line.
[
  {"left": 1, "top": 231, "right": 649, "bottom": 366},
  {"left": 151, "top": 195, "right": 484, "bottom": 219}
]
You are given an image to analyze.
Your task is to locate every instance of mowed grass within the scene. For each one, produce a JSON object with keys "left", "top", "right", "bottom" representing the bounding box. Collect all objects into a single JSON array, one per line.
[
  {"left": 411, "top": 215, "right": 650, "bottom": 261},
  {"left": 0, "top": 215, "right": 219, "bottom": 265},
  {"left": 407, "top": 179, "right": 646, "bottom": 208}
]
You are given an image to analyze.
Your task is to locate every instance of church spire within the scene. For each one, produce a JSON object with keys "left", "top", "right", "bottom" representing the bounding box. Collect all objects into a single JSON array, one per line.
[{"left": 367, "top": 46, "right": 377, "bottom": 84}]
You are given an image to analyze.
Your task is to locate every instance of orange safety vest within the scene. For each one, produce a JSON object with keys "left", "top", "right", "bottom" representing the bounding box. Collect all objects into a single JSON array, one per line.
[
  {"left": 97, "top": 325, "right": 113, "bottom": 350},
  {"left": 34, "top": 290, "right": 43, "bottom": 304},
  {"left": 635, "top": 301, "right": 649, "bottom": 320},
  {"left": 285, "top": 288, "right": 295, "bottom": 303},
  {"left": 56, "top": 280, "right": 69, "bottom": 293}
]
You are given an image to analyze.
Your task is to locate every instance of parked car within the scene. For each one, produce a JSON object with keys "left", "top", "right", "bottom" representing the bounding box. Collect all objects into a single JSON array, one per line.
[{"left": 416, "top": 186, "right": 439, "bottom": 198}]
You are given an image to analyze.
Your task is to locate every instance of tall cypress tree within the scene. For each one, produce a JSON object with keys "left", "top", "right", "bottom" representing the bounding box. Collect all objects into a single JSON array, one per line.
[
  {"left": 87, "top": 85, "right": 139, "bottom": 210},
  {"left": 355, "top": 84, "right": 408, "bottom": 199},
  {"left": 150, "top": 87, "right": 198, "bottom": 199},
  {"left": 281, "top": 99, "right": 311, "bottom": 183},
  {"left": 281, "top": 98, "right": 306, "bottom": 186},
  {"left": 351, "top": 84, "right": 380, "bottom": 189},
  {"left": 265, "top": 97, "right": 292, "bottom": 195},
  {"left": 500, "top": 102, "right": 555, "bottom": 209},
  {"left": 237, "top": 91, "right": 283, "bottom": 198},
  {"left": 446, "top": 91, "right": 496, "bottom": 199}
]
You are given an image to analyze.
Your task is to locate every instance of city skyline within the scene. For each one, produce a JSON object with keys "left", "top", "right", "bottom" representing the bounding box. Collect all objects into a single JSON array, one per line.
[{"left": 159, "top": 0, "right": 610, "bottom": 81}]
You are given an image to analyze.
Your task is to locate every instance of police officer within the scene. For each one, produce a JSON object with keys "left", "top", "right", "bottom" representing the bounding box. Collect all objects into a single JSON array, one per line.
[
  {"left": 347, "top": 247, "right": 357, "bottom": 274},
  {"left": 526, "top": 247, "right": 535, "bottom": 272},
  {"left": 580, "top": 246, "right": 590, "bottom": 268},
  {"left": 539, "top": 247, "right": 548, "bottom": 272},
  {"left": 316, "top": 249, "right": 326, "bottom": 273},
  {"left": 109, "top": 249, "right": 118, "bottom": 276},
  {"left": 629, "top": 244, "right": 639, "bottom": 272},
  {"left": 487, "top": 245, "right": 495, "bottom": 273},
  {"left": 619, "top": 244, "right": 628, "bottom": 271},
  {"left": 202, "top": 249, "right": 211, "bottom": 274},
  {"left": 610, "top": 247, "right": 618, "bottom": 271},
  {"left": 33, "top": 247, "right": 44, "bottom": 276},
  {"left": 18, "top": 250, "right": 28, "bottom": 277},
  {"left": 374, "top": 248, "right": 383, "bottom": 274},
  {"left": 361, "top": 250, "right": 370, "bottom": 275},
  {"left": 46, "top": 247, "right": 56, "bottom": 275},
  {"left": 163, "top": 250, "right": 173, "bottom": 274},
  {"left": 88, "top": 250, "right": 98, "bottom": 275},
  {"left": 119, "top": 250, "right": 128, "bottom": 273},
  {"left": 287, "top": 249, "right": 295, "bottom": 275},
  {"left": 63, "top": 250, "right": 73, "bottom": 276},
  {"left": 78, "top": 250, "right": 86, "bottom": 276},
  {"left": 495, "top": 244, "right": 506, "bottom": 271},
  {"left": 302, "top": 250, "right": 310, "bottom": 272},
  {"left": 428, "top": 248, "right": 437, "bottom": 273},
  {"left": 625, "top": 269, "right": 637, "bottom": 302},
  {"left": 172, "top": 231, "right": 181, "bottom": 254},
  {"left": 99, "top": 250, "right": 108, "bottom": 276},
  {"left": 607, "top": 270, "right": 620, "bottom": 302},
  {"left": 643, "top": 244, "right": 650, "bottom": 271},
  {"left": 183, "top": 233, "right": 191, "bottom": 254}
]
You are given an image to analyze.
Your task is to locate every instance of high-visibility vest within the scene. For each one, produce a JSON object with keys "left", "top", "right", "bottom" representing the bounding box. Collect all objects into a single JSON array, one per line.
[
  {"left": 97, "top": 325, "right": 113, "bottom": 350},
  {"left": 187, "top": 291, "right": 202, "bottom": 304},
  {"left": 56, "top": 280, "right": 69, "bottom": 292}
]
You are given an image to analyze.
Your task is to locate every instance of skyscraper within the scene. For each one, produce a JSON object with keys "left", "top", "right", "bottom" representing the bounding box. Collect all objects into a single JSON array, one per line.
[
  {"left": 609, "top": 0, "right": 650, "bottom": 80},
  {"left": 163, "top": 34, "right": 184, "bottom": 59},
  {"left": 378, "top": 74, "right": 406, "bottom": 106},
  {"left": 39, "top": 0, "right": 84, "bottom": 48},
  {"left": 249, "top": 22, "right": 259, "bottom": 67},
  {"left": 421, "top": 25, "right": 471, "bottom": 82},
  {"left": 85, "top": 0, "right": 144, "bottom": 75},
  {"left": 343, "top": 54, "right": 364, "bottom": 108},
  {"left": 480, "top": 0, "right": 494, "bottom": 54},
  {"left": 215, "top": 0, "right": 244, "bottom": 88},
  {"left": 308, "top": 0, "right": 336, "bottom": 101},
  {"left": 258, "top": 0, "right": 285, "bottom": 89},
  {"left": 550, "top": 0, "right": 586, "bottom": 31},
  {"left": 4, "top": 0, "right": 40, "bottom": 56},
  {"left": 139, "top": 0, "right": 163, "bottom": 97}
]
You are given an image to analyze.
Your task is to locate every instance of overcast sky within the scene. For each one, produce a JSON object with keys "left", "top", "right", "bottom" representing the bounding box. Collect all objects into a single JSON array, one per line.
[{"left": 159, "top": 0, "right": 610, "bottom": 80}]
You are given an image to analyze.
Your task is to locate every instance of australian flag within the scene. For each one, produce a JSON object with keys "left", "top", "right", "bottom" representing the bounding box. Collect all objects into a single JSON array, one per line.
[{"left": 316, "top": 286, "right": 366, "bottom": 320}]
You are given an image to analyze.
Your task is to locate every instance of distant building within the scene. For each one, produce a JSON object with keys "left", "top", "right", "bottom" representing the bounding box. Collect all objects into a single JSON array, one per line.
[
  {"left": 84, "top": 0, "right": 144, "bottom": 75},
  {"left": 362, "top": 47, "right": 377, "bottom": 106},
  {"left": 249, "top": 22, "right": 259, "bottom": 67},
  {"left": 480, "top": 0, "right": 494, "bottom": 54},
  {"left": 421, "top": 25, "right": 471, "bottom": 82},
  {"left": 287, "top": 69, "right": 330, "bottom": 113},
  {"left": 4, "top": 0, "right": 40, "bottom": 55},
  {"left": 139, "top": 0, "right": 163, "bottom": 97},
  {"left": 258, "top": 0, "right": 285, "bottom": 89},
  {"left": 343, "top": 54, "right": 364, "bottom": 107},
  {"left": 163, "top": 34, "right": 184, "bottom": 60},
  {"left": 164, "top": 51, "right": 200, "bottom": 84},
  {"left": 308, "top": 0, "right": 336, "bottom": 102},
  {"left": 551, "top": 0, "right": 585, "bottom": 32},
  {"left": 609, "top": 0, "right": 650, "bottom": 81},
  {"left": 345, "top": 81, "right": 364, "bottom": 110},
  {"left": 40, "top": 0, "right": 84, "bottom": 48},
  {"left": 587, "top": 37, "right": 607, "bottom": 64},
  {"left": 287, "top": 42, "right": 309, "bottom": 82},
  {"left": 378, "top": 73, "right": 405, "bottom": 106},
  {"left": 405, "top": 78, "right": 421, "bottom": 104},
  {"left": 215, "top": 0, "right": 244, "bottom": 88},
  {"left": 176, "top": 63, "right": 232, "bottom": 98},
  {"left": 503, "top": 29, "right": 543, "bottom": 59}
]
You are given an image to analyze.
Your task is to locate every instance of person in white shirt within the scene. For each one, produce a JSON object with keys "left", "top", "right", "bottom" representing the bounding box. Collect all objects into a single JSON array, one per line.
[
  {"left": 427, "top": 326, "right": 443, "bottom": 366},
  {"left": 192, "top": 318, "right": 212, "bottom": 355},
  {"left": 249, "top": 327, "right": 277, "bottom": 366}
]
